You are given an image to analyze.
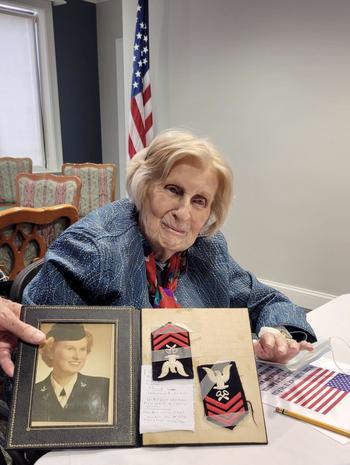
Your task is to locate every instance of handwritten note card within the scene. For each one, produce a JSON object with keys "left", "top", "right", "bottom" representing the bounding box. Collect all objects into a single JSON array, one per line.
[{"left": 139, "top": 364, "right": 195, "bottom": 433}]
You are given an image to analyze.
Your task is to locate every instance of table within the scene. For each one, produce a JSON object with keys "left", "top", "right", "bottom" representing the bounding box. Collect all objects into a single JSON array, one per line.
[{"left": 37, "top": 295, "right": 350, "bottom": 465}]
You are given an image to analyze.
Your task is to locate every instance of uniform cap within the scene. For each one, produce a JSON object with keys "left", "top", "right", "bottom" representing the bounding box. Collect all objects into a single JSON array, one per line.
[{"left": 46, "top": 323, "right": 86, "bottom": 341}]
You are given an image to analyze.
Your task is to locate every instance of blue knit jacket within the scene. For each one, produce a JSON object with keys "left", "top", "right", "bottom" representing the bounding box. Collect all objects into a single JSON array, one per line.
[{"left": 23, "top": 199, "right": 315, "bottom": 338}]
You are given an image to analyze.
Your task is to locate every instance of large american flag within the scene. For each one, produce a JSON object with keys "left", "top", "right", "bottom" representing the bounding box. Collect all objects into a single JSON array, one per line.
[
  {"left": 258, "top": 364, "right": 350, "bottom": 416},
  {"left": 128, "top": 0, "right": 154, "bottom": 158}
]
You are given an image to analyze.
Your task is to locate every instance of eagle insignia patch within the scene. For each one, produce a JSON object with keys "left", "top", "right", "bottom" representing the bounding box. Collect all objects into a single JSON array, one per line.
[
  {"left": 197, "top": 361, "right": 248, "bottom": 429},
  {"left": 151, "top": 322, "right": 194, "bottom": 381}
]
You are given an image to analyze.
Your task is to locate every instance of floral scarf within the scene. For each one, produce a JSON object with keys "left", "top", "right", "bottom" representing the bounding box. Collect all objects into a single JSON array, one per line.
[{"left": 144, "top": 246, "right": 187, "bottom": 308}]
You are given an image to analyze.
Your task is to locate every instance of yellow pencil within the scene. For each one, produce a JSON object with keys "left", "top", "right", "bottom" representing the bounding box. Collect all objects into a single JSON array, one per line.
[{"left": 275, "top": 407, "right": 350, "bottom": 438}]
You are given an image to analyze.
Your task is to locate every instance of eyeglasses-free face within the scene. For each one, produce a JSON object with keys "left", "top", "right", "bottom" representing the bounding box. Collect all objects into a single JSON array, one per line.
[
  {"left": 51, "top": 338, "right": 89, "bottom": 377},
  {"left": 140, "top": 157, "right": 218, "bottom": 262}
]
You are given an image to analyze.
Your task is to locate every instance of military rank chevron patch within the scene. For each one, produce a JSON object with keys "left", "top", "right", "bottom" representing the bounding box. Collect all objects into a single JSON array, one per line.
[
  {"left": 197, "top": 361, "right": 249, "bottom": 429},
  {"left": 151, "top": 322, "right": 194, "bottom": 381}
]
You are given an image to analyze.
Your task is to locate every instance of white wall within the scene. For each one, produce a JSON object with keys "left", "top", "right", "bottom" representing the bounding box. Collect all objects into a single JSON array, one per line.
[
  {"left": 120, "top": 0, "right": 350, "bottom": 306},
  {"left": 96, "top": 0, "right": 123, "bottom": 196}
]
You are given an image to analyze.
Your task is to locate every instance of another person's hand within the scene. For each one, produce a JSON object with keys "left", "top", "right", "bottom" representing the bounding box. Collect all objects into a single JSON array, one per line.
[
  {"left": 253, "top": 330, "right": 314, "bottom": 364},
  {"left": 0, "top": 297, "right": 45, "bottom": 377}
]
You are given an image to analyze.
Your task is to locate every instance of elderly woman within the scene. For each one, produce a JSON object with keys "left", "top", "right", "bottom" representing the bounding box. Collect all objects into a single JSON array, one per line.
[
  {"left": 32, "top": 323, "right": 109, "bottom": 423},
  {"left": 0, "top": 130, "right": 315, "bottom": 377}
]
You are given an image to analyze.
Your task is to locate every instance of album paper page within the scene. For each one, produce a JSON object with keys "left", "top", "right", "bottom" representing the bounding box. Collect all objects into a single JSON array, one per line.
[{"left": 141, "top": 308, "right": 267, "bottom": 446}]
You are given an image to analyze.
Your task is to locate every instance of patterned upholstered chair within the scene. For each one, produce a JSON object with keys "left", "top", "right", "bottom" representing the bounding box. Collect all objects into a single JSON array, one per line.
[
  {"left": 0, "top": 157, "right": 32, "bottom": 207},
  {"left": 62, "top": 162, "right": 117, "bottom": 217},
  {"left": 0, "top": 205, "right": 79, "bottom": 280},
  {"left": 16, "top": 173, "right": 81, "bottom": 209}
]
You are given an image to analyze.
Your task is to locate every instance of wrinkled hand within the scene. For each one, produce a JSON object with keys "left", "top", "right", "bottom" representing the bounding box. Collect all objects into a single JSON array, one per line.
[
  {"left": 0, "top": 297, "right": 45, "bottom": 377},
  {"left": 253, "top": 331, "right": 314, "bottom": 364}
]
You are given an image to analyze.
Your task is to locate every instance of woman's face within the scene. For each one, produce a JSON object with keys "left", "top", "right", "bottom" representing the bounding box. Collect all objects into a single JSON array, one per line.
[
  {"left": 140, "top": 157, "right": 218, "bottom": 261},
  {"left": 51, "top": 338, "right": 89, "bottom": 376}
]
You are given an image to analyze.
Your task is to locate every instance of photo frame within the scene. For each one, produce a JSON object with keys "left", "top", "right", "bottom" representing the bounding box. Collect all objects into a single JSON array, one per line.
[{"left": 7, "top": 306, "right": 141, "bottom": 449}]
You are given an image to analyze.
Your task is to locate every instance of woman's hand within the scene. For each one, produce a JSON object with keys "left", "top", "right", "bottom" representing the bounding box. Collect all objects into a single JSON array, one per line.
[
  {"left": 0, "top": 297, "right": 45, "bottom": 377},
  {"left": 253, "top": 331, "right": 314, "bottom": 364}
]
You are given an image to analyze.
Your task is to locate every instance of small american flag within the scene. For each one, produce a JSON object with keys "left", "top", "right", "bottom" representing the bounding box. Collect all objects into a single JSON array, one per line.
[
  {"left": 128, "top": 0, "right": 154, "bottom": 158},
  {"left": 280, "top": 367, "right": 350, "bottom": 415},
  {"left": 258, "top": 364, "right": 350, "bottom": 416}
]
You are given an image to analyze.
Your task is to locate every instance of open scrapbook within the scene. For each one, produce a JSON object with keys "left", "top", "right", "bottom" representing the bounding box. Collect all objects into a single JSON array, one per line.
[{"left": 7, "top": 306, "right": 267, "bottom": 449}]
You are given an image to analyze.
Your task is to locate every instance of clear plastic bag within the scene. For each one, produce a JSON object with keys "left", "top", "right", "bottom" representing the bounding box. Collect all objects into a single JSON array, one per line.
[{"left": 256, "top": 339, "right": 331, "bottom": 372}]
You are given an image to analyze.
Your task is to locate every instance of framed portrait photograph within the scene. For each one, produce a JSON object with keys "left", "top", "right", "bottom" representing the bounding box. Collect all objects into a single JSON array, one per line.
[
  {"left": 7, "top": 306, "right": 141, "bottom": 449},
  {"left": 31, "top": 322, "right": 114, "bottom": 427}
]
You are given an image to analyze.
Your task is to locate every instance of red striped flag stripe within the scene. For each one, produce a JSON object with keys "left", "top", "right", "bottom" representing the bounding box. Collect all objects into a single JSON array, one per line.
[
  {"left": 281, "top": 367, "right": 324, "bottom": 399},
  {"left": 129, "top": 71, "right": 153, "bottom": 157},
  {"left": 284, "top": 370, "right": 334, "bottom": 402},
  {"left": 322, "top": 391, "right": 348, "bottom": 415},
  {"left": 299, "top": 373, "right": 336, "bottom": 406}
]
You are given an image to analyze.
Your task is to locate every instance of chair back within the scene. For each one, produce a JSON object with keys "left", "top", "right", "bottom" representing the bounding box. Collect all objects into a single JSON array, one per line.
[
  {"left": 16, "top": 173, "right": 81, "bottom": 209},
  {"left": 62, "top": 162, "right": 117, "bottom": 216},
  {"left": 0, "top": 157, "right": 32, "bottom": 205},
  {"left": 9, "top": 257, "right": 44, "bottom": 303},
  {"left": 0, "top": 205, "right": 78, "bottom": 280}
]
